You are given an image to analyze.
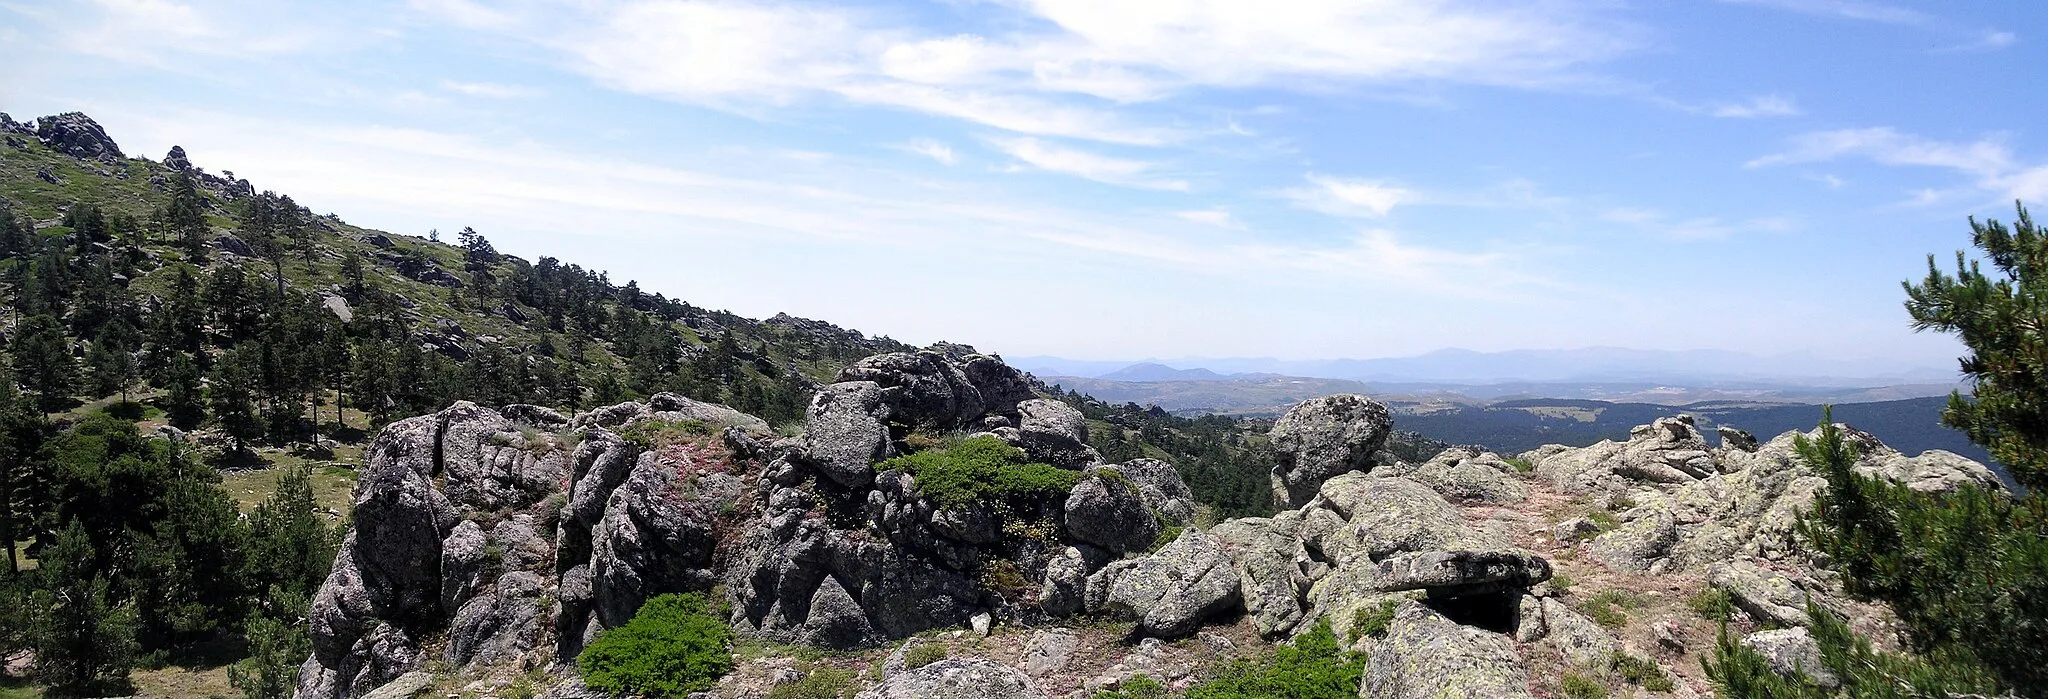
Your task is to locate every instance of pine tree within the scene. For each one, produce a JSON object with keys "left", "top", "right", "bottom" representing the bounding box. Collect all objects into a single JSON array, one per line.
[
  {"left": 30, "top": 520, "right": 139, "bottom": 696},
  {"left": 0, "top": 370, "right": 44, "bottom": 573},
  {"left": 209, "top": 349, "right": 264, "bottom": 452},
  {"left": 229, "top": 587, "right": 311, "bottom": 699},
  {"left": 160, "top": 169, "right": 209, "bottom": 260},
  {"left": 11, "top": 314, "right": 77, "bottom": 413},
  {"left": 163, "top": 354, "right": 206, "bottom": 430},
  {"left": 243, "top": 466, "right": 336, "bottom": 597}
]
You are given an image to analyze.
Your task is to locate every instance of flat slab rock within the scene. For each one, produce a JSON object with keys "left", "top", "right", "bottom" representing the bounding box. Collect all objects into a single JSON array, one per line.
[{"left": 855, "top": 658, "right": 1047, "bottom": 699}]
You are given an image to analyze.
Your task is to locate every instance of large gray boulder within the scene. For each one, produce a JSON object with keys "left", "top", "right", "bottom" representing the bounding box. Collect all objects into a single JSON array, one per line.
[
  {"left": 1708, "top": 559, "right": 1837, "bottom": 629},
  {"left": 1587, "top": 509, "right": 1678, "bottom": 572},
  {"left": 1101, "top": 458, "right": 1199, "bottom": 525},
  {"left": 1063, "top": 472, "right": 1161, "bottom": 553},
  {"left": 836, "top": 351, "right": 985, "bottom": 429},
  {"left": 1269, "top": 394, "right": 1392, "bottom": 508},
  {"left": 1016, "top": 399, "right": 1098, "bottom": 468},
  {"left": 854, "top": 658, "right": 1047, "bottom": 699},
  {"left": 1085, "top": 528, "right": 1241, "bottom": 638},
  {"left": 1375, "top": 447, "right": 1527, "bottom": 504},
  {"left": 1540, "top": 597, "right": 1617, "bottom": 668},
  {"left": 444, "top": 571, "right": 545, "bottom": 668},
  {"left": 35, "top": 112, "right": 123, "bottom": 160},
  {"left": 1210, "top": 514, "right": 1312, "bottom": 638},
  {"left": 803, "top": 381, "right": 896, "bottom": 488},
  {"left": 1361, "top": 602, "right": 1535, "bottom": 699},
  {"left": 1742, "top": 627, "right": 1841, "bottom": 689},
  {"left": 1372, "top": 549, "right": 1551, "bottom": 595},
  {"left": 439, "top": 402, "right": 563, "bottom": 511}
]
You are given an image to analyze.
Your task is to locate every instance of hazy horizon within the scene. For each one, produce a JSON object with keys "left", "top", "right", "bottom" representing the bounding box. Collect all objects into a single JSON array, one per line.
[{"left": 6, "top": 1, "right": 2042, "bottom": 367}]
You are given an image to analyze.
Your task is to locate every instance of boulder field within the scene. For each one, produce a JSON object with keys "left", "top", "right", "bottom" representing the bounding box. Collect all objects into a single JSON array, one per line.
[{"left": 296, "top": 351, "right": 2004, "bottom": 699}]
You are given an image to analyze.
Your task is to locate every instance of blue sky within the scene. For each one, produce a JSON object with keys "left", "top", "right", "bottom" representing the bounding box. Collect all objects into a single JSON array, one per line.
[{"left": 1, "top": 0, "right": 2042, "bottom": 368}]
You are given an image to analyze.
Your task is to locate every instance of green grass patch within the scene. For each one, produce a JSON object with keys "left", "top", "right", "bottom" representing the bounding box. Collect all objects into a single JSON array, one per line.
[
  {"left": 1348, "top": 599, "right": 1400, "bottom": 643},
  {"left": 1091, "top": 674, "right": 1167, "bottom": 699},
  {"left": 1580, "top": 589, "right": 1642, "bottom": 629},
  {"left": 1560, "top": 672, "right": 1609, "bottom": 699},
  {"left": 1504, "top": 455, "right": 1535, "bottom": 473},
  {"left": 1688, "top": 587, "right": 1733, "bottom": 622},
  {"left": 1610, "top": 652, "right": 1675, "bottom": 692},
  {"left": 874, "top": 436, "right": 1078, "bottom": 508},
  {"left": 902, "top": 643, "right": 948, "bottom": 670},
  {"left": 767, "top": 666, "right": 858, "bottom": 699},
  {"left": 1550, "top": 571, "right": 1577, "bottom": 596},
  {"left": 618, "top": 419, "right": 720, "bottom": 449},
  {"left": 1586, "top": 509, "right": 1620, "bottom": 532},
  {"left": 577, "top": 593, "right": 735, "bottom": 698},
  {"left": 1186, "top": 618, "right": 1363, "bottom": 699}
]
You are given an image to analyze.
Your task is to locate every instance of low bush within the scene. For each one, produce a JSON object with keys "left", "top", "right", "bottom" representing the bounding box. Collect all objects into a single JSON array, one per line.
[
  {"left": 1090, "top": 674, "right": 1167, "bottom": 699},
  {"left": 767, "top": 667, "right": 857, "bottom": 699},
  {"left": 1687, "top": 588, "right": 1732, "bottom": 622},
  {"left": 1609, "top": 651, "right": 1674, "bottom": 692},
  {"left": 1348, "top": 599, "right": 1400, "bottom": 643},
  {"left": 902, "top": 643, "right": 948, "bottom": 670},
  {"left": 1559, "top": 673, "right": 1608, "bottom": 699},
  {"left": 1580, "top": 589, "right": 1640, "bottom": 629},
  {"left": 1185, "top": 618, "right": 1364, "bottom": 699},
  {"left": 874, "top": 436, "right": 1079, "bottom": 507},
  {"left": 577, "top": 593, "right": 735, "bottom": 698}
]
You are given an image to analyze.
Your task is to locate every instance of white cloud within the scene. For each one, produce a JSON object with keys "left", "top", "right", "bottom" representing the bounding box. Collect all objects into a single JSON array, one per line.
[
  {"left": 419, "top": 0, "right": 1636, "bottom": 145},
  {"left": 899, "top": 138, "right": 958, "bottom": 165},
  {"left": 1716, "top": 0, "right": 1927, "bottom": 25},
  {"left": 1939, "top": 30, "right": 2018, "bottom": 53},
  {"left": 1711, "top": 95, "right": 1801, "bottom": 118},
  {"left": 1285, "top": 175, "right": 1411, "bottom": 217},
  {"left": 1602, "top": 208, "right": 1796, "bottom": 241},
  {"left": 991, "top": 137, "right": 1189, "bottom": 190},
  {"left": 442, "top": 81, "right": 541, "bottom": 99},
  {"left": 1175, "top": 209, "right": 1237, "bottom": 227},
  {"left": 57, "top": 0, "right": 320, "bottom": 64},
  {"left": 1747, "top": 127, "right": 2048, "bottom": 200}
]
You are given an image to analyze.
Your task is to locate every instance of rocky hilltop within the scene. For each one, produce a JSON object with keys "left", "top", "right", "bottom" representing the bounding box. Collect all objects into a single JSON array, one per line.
[{"left": 299, "top": 350, "right": 2005, "bottom": 699}]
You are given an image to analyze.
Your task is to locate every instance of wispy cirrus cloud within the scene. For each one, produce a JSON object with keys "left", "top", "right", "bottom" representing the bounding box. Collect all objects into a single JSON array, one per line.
[
  {"left": 991, "top": 137, "right": 1189, "bottom": 190},
  {"left": 1747, "top": 127, "right": 2048, "bottom": 201},
  {"left": 1283, "top": 175, "right": 1412, "bottom": 217},
  {"left": 897, "top": 138, "right": 958, "bottom": 165},
  {"left": 1602, "top": 207, "right": 1796, "bottom": 241},
  {"left": 410, "top": 0, "right": 1639, "bottom": 146},
  {"left": 441, "top": 81, "right": 541, "bottom": 99},
  {"left": 1710, "top": 94, "right": 1801, "bottom": 118}
]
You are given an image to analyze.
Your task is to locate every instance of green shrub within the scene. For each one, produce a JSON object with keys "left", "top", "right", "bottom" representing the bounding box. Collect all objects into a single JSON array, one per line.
[
  {"left": 767, "top": 667, "right": 858, "bottom": 699},
  {"left": 903, "top": 643, "right": 948, "bottom": 670},
  {"left": 1504, "top": 455, "right": 1535, "bottom": 473},
  {"left": 1579, "top": 589, "right": 1639, "bottom": 629},
  {"left": 1586, "top": 510, "right": 1619, "bottom": 532},
  {"left": 1687, "top": 588, "right": 1732, "bottom": 622},
  {"left": 1348, "top": 599, "right": 1400, "bottom": 643},
  {"left": 1186, "top": 618, "right": 1364, "bottom": 699},
  {"left": 1549, "top": 571, "right": 1577, "bottom": 596},
  {"left": 1150, "top": 524, "right": 1184, "bottom": 553},
  {"left": 1091, "top": 674, "right": 1167, "bottom": 699},
  {"left": 1609, "top": 652, "right": 1674, "bottom": 692},
  {"left": 874, "top": 436, "right": 1079, "bottom": 507},
  {"left": 1559, "top": 673, "right": 1608, "bottom": 699},
  {"left": 577, "top": 593, "right": 734, "bottom": 698}
]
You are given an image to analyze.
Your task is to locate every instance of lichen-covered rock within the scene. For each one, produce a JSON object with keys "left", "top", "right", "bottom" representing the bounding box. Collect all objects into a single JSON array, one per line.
[
  {"left": 1372, "top": 549, "right": 1551, "bottom": 595},
  {"left": 1708, "top": 559, "right": 1837, "bottom": 628},
  {"left": 1306, "top": 475, "right": 1494, "bottom": 566},
  {"left": 439, "top": 521, "right": 488, "bottom": 615},
  {"left": 1037, "top": 548, "right": 1088, "bottom": 618},
  {"left": 837, "top": 351, "right": 985, "bottom": 429},
  {"left": 1086, "top": 528, "right": 1242, "bottom": 638},
  {"left": 1210, "top": 514, "right": 1312, "bottom": 638},
  {"left": 803, "top": 381, "right": 896, "bottom": 488},
  {"left": 1361, "top": 602, "right": 1535, "bottom": 699},
  {"left": 800, "top": 576, "right": 874, "bottom": 648},
  {"left": 854, "top": 658, "right": 1047, "bottom": 699},
  {"left": 1016, "top": 399, "right": 1098, "bottom": 468},
  {"left": 1269, "top": 394, "right": 1392, "bottom": 508},
  {"left": 1540, "top": 597, "right": 1616, "bottom": 668},
  {"left": 439, "top": 401, "right": 561, "bottom": 511},
  {"left": 1063, "top": 473, "right": 1161, "bottom": 553},
  {"left": 1377, "top": 447, "right": 1527, "bottom": 504},
  {"left": 1533, "top": 415, "right": 1713, "bottom": 495},
  {"left": 1587, "top": 509, "right": 1677, "bottom": 572},
  {"left": 34, "top": 112, "right": 123, "bottom": 160},
  {"left": 589, "top": 453, "right": 721, "bottom": 630},
  {"left": 1102, "top": 458, "right": 1200, "bottom": 525},
  {"left": 1019, "top": 628, "right": 1080, "bottom": 677},
  {"left": 1741, "top": 627, "right": 1841, "bottom": 689}
]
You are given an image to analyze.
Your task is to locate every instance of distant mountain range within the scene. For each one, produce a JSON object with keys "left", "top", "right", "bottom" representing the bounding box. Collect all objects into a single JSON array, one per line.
[{"left": 1014, "top": 347, "right": 1959, "bottom": 386}]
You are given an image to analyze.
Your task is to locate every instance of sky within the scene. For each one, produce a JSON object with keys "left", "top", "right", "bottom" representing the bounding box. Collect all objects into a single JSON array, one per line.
[{"left": 1, "top": 0, "right": 2043, "bottom": 369}]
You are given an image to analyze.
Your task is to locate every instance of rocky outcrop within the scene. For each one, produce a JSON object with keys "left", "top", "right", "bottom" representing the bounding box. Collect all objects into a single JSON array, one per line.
[
  {"left": 1360, "top": 602, "right": 1535, "bottom": 699},
  {"left": 1742, "top": 627, "right": 1840, "bottom": 689},
  {"left": 1062, "top": 472, "right": 1160, "bottom": 553},
  {"left": 1016, "top": 399, "right": 1098, "bottom": 468},
  {"left": 854, "top": 658, "right": 1047, "bottom": 699},
  {"left": 1085, "top": 528, "right": 1241, "bottom": 638},
  {"left": 1374, "top": 446, "right": 1527, "bottom": 504},
  {"left": 34, "top": 112, "right": 124, "bottom": 161},
  {"left": 1269, "top": 394, "right": 1392, "bottom": 508},
  {"left": 800, "top": 382, "right": 896, "bottom": 488}
]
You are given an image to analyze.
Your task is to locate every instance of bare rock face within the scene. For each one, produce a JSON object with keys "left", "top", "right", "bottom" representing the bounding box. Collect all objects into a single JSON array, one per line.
[
  {"left": 1374, "top": 446, "right": 1528, "bottom": 505},
  {"left": 1361, "top": 602, "right": 1535, "bottom": 699},
  {"left": 802, "top": 381, "right": 897, "bottom": 489},
  {"left": 34, "top": 112, "right": 123, "bottom": 161},
  {"left": 1016, "top": 399, "right": 1098, "bottom": 468},
  {"left": 854, "top": 658, "right": 1047, "bottom": 699},
  {"left": 1209, "top": 514, "right": 1312, "bottom": 638},
  {"left": 1084, "top": 528, "right": 1242, "bottom": 638},
  {"left": 1062, "top": 473, "right": 1160, "bottom": 553},
  {"left": 1102, "top": 458, "right": 1199, "bottom": 525},
  {"left": 1269, "top": 394, "right": 1392, "bottom": 508}
]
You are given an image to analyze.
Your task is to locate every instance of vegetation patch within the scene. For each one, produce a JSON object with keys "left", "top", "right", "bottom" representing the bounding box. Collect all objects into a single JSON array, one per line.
[
  {"left": 577, "top": 593, "right": 735, "bottom": 698},
  {"left": 766, "top": 666, "right": 857, "bottom": 699},
  {"left": 1687, "top": 587, "right": 1732, "bottom": 622},
  {"left": 1609, "top": 651, "right": 1674, "bottom": 692},
  {"left": 874, "top": 436, "right": 1079, "bottom": 508},
  {"left": 1578, "top": 589, "right": 1641, "bottom": 629},
  {"left": 902, "top": 643, "right": 948, "bottom": 670},
  {"left": 618, "top": 418, "right": 719, "bottom": 449},
  {"left": 1559, "top": 672, "right": 1609, "bottom": 699},
  {"left": 1504, "top": 455, "right": 1535, "bottom": 473},
  {"left": 1348, "top": 599, "right": 1401, "bottom": 643},
  {"left": 1090, "top": 674, "right": 1167, "bottom": 699},
  {"left": 1185, "top": 618, "right": 1364, "bottom": 699}
]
